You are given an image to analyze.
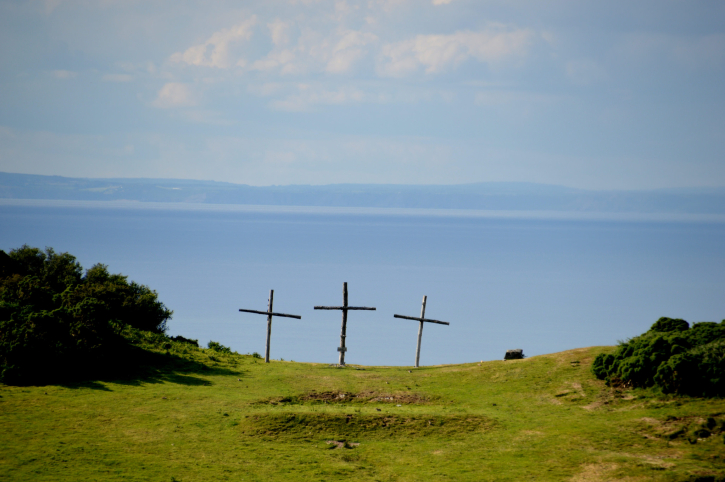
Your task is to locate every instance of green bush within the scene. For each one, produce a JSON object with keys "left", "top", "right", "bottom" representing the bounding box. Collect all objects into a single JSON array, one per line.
[
  {"left": 170, "top": 335, "right": 199, "bottom": 347},
  {"left": 592, "top": 317, "right": 725, "bottom": 397},
  {"left": 208, "top": 341, "right": 233, "bottom": 354},
  {"left": 0, "top": 245, "right": 173, "bottom": 385}
]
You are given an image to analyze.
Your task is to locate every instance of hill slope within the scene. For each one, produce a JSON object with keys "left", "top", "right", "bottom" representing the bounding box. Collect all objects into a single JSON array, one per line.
[
  {"left": 1, "top": 336, "right": 724, "bottom": 481},
  {"left": 3, "top": 171, "right": 725, "bottom": 215}
]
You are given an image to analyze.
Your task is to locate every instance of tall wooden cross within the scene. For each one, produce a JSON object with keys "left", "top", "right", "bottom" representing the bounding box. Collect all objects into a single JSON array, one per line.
[
  {"left": 314, "top": 282, "right": 376, "bottom": 366},
  {"left": 394, "top": 296, "right": 450, "bottom": 368},
  {"left": 239, "top": 289, "right": 301, "bottom": 363}
]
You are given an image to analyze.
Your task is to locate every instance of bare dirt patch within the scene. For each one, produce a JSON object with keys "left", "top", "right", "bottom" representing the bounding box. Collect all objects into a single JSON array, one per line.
[
  {"left": 637, "top": 415, "right": 725, "bottom": 443},
  {"left": 256, "top": 390, "right": 433, "bottom": 406},
  {"left": 582, "top": 401, "right": 603, "bottom": 410},
  {"left": 326, "top": 440, "right": 360, "bottom": 449},
  {"left": 571, "top": 382, "right": 586, "bottom": 397}
]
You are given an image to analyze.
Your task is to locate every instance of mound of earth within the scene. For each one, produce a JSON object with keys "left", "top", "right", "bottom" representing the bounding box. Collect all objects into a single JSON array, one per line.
[
  {"left": 257, "top": 390, "right": 433, "bottom": 406},
  {"left": 239, "top": 412, "right": 493, "bottom": 439}
]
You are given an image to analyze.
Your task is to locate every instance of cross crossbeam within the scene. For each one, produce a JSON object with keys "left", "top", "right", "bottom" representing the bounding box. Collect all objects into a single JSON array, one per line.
[
  {"left": 238, "top": 289, "right": 301, "bottom": 363},
  {"left": 239, "top": 308, "right": 301, "bottom": 319},
  {"left": 314, "top": 282, "right": 375, "bottom": 366},
  {"left": 314, "top": 307, "right": 375, "bottom": 311},
  {"left": 394, "top": 296, "right": 450, "bottom": 368},
  {"left": 393, "top": 314, "right": 449, "bottom": 325}
]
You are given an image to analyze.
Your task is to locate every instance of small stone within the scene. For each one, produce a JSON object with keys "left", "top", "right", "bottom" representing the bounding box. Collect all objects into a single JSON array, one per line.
[{"left": 162, "top": 397, "right": 167, "bottom": 399}]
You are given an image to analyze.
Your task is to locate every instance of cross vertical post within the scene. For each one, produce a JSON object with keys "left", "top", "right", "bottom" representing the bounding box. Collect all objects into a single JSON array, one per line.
[
  {"left": 265, "top": 289, "right": 273, "bottom": 363},
  {"left": 314, "top": 282, "right": 376, "bottom": 366},
  {"left": 394, "top": 296, "right": 450, "bottom": 368},
  {"left": 339, "top": 282, "right": 348, "bottom": 365},
  {"left": 239, "top": 290, "right": 301, "bottom": 363},
  {"left": 415, "top": 295, "right": 427, "bottom": 368}
]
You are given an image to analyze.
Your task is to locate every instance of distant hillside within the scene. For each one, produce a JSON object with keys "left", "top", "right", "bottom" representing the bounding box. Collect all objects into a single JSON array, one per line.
[{"left": 1, "top": 171, "right": 725, "bottom": 214}]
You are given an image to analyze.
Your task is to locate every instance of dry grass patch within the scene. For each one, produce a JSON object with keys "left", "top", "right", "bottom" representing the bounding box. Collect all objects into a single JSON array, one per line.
[{"left": 571, "top": 463, "right": 620, "bottom": 482}]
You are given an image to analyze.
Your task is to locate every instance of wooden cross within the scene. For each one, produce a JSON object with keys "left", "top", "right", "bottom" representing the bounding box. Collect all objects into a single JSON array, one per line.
[
  {"left": 394, "top": 296, "right": 450, "bottom": 368},
  {"left": 239, "top": 289, "right": 301, "bottom": 363},
  {"left": 314, "top": 282, "right": 376, "bottom": 366}
]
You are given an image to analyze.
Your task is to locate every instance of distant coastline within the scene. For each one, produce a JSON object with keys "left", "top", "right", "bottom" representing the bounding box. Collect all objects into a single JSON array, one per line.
[
  {"left": 2, "top": 198, "right": 724, "bottom": 223},
  {"left": 2, "top": 171, "right": 725, "bottom": 217}
]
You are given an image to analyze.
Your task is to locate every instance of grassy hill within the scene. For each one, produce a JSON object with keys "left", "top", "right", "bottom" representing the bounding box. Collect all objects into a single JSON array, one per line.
[{"left": 1, "top": 334, "right": 724, "bottom": 481}]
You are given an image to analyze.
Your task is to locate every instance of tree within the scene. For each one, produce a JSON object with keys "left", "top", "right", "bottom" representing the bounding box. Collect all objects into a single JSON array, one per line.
[{"left": 0, "top": 246, "right": 173, "bottom": 384}]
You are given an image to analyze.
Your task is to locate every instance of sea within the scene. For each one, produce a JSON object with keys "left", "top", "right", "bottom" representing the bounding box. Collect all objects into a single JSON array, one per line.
[{"left": 1, "top": 200, "right": 723, "bottom": 367}]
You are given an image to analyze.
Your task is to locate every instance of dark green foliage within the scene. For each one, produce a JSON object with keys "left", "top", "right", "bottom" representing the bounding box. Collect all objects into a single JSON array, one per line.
[
  {"left": 170, "top": 335, "right": 199, "bottom": 347},
  {"left": 0, "top": 245, "right": 173, "bottom": 385},
  {"left": 251, "top": 352, "right": 262, "bottom": 359},
  {"left": 207, "top": 341, "right": 233, "bottom": 354},
  {"left": 649, "top": 317, "right": 689, "bottom": 333},
  {"left": 592, "top": 317, "right": 725, "bottom": 397}
]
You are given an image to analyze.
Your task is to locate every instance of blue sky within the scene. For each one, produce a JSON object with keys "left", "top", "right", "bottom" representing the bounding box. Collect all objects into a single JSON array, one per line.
[{"left": 0, "top": 0, "right": 723, "bottom": 189}]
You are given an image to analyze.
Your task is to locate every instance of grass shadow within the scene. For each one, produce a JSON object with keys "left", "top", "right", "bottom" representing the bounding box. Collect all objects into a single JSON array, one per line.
[{"left": 47, "top": 345, "right": 248, "bottom": 390}]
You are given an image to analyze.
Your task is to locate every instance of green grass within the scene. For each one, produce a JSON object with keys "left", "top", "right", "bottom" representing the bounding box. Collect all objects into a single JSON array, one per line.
[{"left": 1, "top": 336, "right": 724, "bottom": 481}]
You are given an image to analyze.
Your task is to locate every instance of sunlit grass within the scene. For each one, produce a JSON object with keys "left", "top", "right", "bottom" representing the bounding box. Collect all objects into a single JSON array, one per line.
[{"left": 1, "top": 337, "right": 724, "bottom": 481}]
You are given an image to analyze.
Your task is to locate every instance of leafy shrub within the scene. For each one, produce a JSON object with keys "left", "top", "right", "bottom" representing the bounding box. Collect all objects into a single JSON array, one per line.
[
  {"left": 170, "top": 335, "right": 199, "bottom": 347},
  {"left": 208, "top": 341, "right": 232, "bottom": 354},
  {"left": 592, "top": 317, "right": 725, "bottom": 397},
  {"left": 251, "top": 352, "right": 262, "bottom": 359},
  {"left": 0, "top": 245, "right": 173, "bottom": 384},
  {"left": 650, "top": 317, "right": 690, "bottom": 333}
]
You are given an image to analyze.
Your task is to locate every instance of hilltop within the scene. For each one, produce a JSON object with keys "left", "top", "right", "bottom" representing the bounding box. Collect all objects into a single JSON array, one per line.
[{"left": 1, "top": 333, "right": 724, "bottom": 481}]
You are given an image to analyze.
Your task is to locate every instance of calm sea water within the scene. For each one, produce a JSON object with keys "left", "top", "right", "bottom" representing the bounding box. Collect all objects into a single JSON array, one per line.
[{"left": 1, "top": 201, "right": 723, "bottom": 366}]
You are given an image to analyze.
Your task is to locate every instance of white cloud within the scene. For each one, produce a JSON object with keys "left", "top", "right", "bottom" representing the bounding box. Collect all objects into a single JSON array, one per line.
[
  {"left": 51, "top": 70, "right": 77, "bottom": 79},
  {"left": 252, "top": 28, "right": 377, "bottom": 75},
  {"left": 250, "top": 49, "right": 298, "bottom": 73},
  {"left": 378, "top": 26, "right": 534, "bottom": 76},
  {"left": 326, "top": 30, "right": 378, "bottom": 73},
  {"left": 268, "top": 19, "right": 292, "bottom": 46},
  {"left": 432, "top": 0, "right": 453, "bottom": 5},
  {"left": 152, "top": 83, "right": 196, "bottom": 108},
  {"left": 170, "top": 16, "right": 257, "bottom": 68}
]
